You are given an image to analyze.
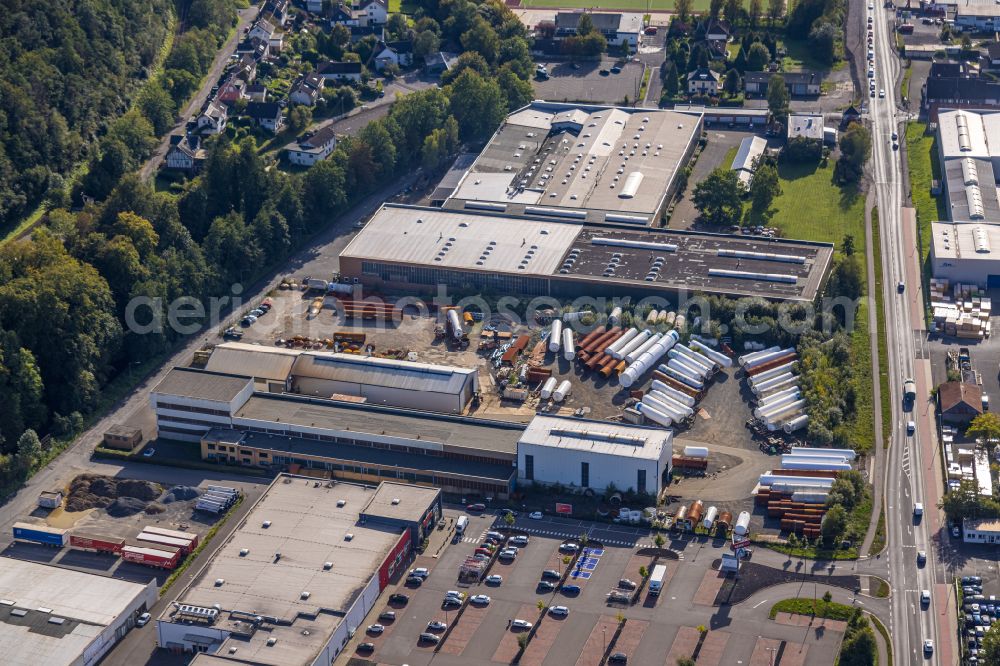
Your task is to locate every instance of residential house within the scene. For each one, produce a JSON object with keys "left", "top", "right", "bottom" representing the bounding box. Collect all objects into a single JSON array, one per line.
[
  {"left": 703, "top": 19, "right": 731, "bottom": 58},
  {"left": 356, "top": 0, "right": 389, "bottom": 26},
  {"left": 331, "top": 3, "right": 357, "bottom": 25},
  {"left": 841, "top": 104, "right": 862, "bottom": 128},
  {"left": 687, "top": 67, "right": 720, "bottom": 95},
  {"left": 955, "top": 2, "right": 1000, "bottom": 32},
  {"left": 217, "top": 77, "right": 247, "bottom": 105},
  {"left": 247, "top": 101, "right": 284, "bottom": 133},
  {"left": 285, "top": 125, "right": 338, "bottom": 167},
  {"left": 248, "top": 19, "right": 276, "bottom": 44},
  {"left": 290, "top": 73, "right": 324, "bottom": 106},
  {"left": 261, "top": 0, "right": 290, "bottom": 26},
  {"left": 317, "top": 60, "right": 363, "bottom": 83},
  {"left": 373, "top": 41, "right": 413, "bottom": 71},
  {"left": 923, "top": 76, "right": 1000, "bottom": 120},
  {"left": 553, "top": 11, "right": 643, "bottom": 48},
  {"left": 197, "top": 101, "right": 228, "bottom": 134},
  {"left": 246, "top": 83, "right": 268, "bottom": 102},
  {"left": 424, "top": 51, "right": 456, "bottom": 77},
  {"left": 268, "top": 32, "right": 285, "bottom": 53},
  {"left": 236, "top": 36, "right": 269, "bottom": 61},
  {"left": 744, "top": 71, "right": 821, "bottom": 97},
  {"left": 235, "top": 54, "right": 258, "bottom": 83},
  {"left": 939, "top": 381, "right": 984, "bottom": 424},
  {"left": 787, "top": 113, "right": 824, "bottom": 142},
  {"left": 164, "top": 134, "right": 207, "bottom": 172},
  {"left": 986, "top": 42, "right": 1000, "bottom": 70}
]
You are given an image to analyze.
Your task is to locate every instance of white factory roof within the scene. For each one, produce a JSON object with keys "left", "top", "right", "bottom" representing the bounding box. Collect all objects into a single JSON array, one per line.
[
  {"left": 205, "top": 342, "right": 299, "bottom": 382},
  {"left": 164, "top": 477, "right": 407, "bottom": 666},
  {"left": 447, "top": 102, "right": 701, "bottom": 220},
  {"left": 931, "top": 221, "right": 1000, "bottom": 260},
  {"left": 787, "top": 114, "right": 824, "bottom": 140},
  {"left": 291, "top": 352, "right": 478, "bottom": 395},
  {"left": 938, "top": 109, "right": 1000, "bottom": 160},
  {"left": 731, "top": 135, "right": 767, "bottom": 189},
  {"left": 340, "top": 205, "right": 579, "bottom": 276},
  {"left": 519, "top": 415, "right": 671, "bottom": 460},
  {"left": 955, "top": 0, "right": 1000, "bottom": 16},
  {"left": 0, "top": 559, "right": 150, "bottom": 666}
]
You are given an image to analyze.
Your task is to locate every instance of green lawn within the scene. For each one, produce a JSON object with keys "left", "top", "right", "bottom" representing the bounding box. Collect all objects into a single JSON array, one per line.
[
  {"left": 769, "top": 598, "right": 857, "bottom": 621},
  {"left": 781, "top": 38, "right": 847, "bottom": 73},
  {"left": 392, "top": 0, "right": 421, "bottom": 12},
  {"left": 905, "top": 121, "right": 946, "bottom": 267},
  {"left": 871, "top": 207, "right": 891, "bottom": 449},
  {"left": 850, "top": 299, "right": 875, "bottom": 453},
  {"left": 769, "top": 161, "right": 866, "bottom": 250},
  {"left": 722, "top": 145, "right": 739, "bottom": 171}
]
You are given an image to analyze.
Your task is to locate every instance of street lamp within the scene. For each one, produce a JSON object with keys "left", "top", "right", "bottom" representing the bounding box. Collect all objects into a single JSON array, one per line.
[
  {"left": 765, "top": 646, "right": 778, "bottom": 666},
  {"left": 603, "top": 626, "right": 607, "bottom": 655}
]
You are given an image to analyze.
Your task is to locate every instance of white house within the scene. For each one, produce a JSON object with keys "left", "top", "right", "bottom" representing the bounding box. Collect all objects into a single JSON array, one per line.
[
  {"left": 261, "top": 0, "right": 290, "bottom": 26},
  {"left": 356, "top": 0, "right": 389, "bottom": 26},
  {"left": 286, "top": 126, "right": 339, "bottom": 167},
  {"left": 373, "top": 41, "right": 413, "bottom": 71},
  {"left": 289, "top": 73, "right": 324, "bottom": 106},
  {"left": 248, "top": 19, "right": 275, "bottom": 44},
  {"left": 247, "top": 101, "right": 284, "bottom": 134},
  {"left": 517, "top": 416, "right": 672, "bottom": 496},
  {"left": 317, "top": 60, "right": 363, "bottom": 83},
  {"left": 164, "top": 134, "right": 206, "bottom": 172},
  {"left": 197, "top": 101, "right": 228, "bottom": 134},
  {"left": 687, "top": 67, "right": 720, "bottom": 95}
]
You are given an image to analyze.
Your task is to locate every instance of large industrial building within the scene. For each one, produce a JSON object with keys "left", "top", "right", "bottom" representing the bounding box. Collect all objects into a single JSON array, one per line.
[
  {"left": 929, "top": 110, "right": 1000, "bottom": 286},
  {"left": 442, "top": 102, "right": 702, "bottom": 226},
  {"left": 0, "top": 559, "right": 157, "bottom": 666},
  {"left": 517, "top": 416, "right": 672, "bottom": 495},
  {"left": 339, "top": 204, "right": 834, "bottom": 302},
  {"left": 157, "top": 474, "right": 441, "bottom": 665}
]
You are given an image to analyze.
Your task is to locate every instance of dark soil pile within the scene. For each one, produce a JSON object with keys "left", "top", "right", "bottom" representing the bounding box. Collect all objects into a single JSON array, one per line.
[
  {"left": 161, "top": 485, "right": 200, "bottom": 504},
  {"left": 106, "top": 497, "right": 147, "bottom": 517},
  {"left": 65, "top": 474, "right": 162, "bottom": 512}
]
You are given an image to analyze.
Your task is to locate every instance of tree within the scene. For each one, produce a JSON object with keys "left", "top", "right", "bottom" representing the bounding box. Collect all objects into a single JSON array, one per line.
[
  {"left": 497, "top": 66, "right": 534, "bottom": 111},
  {"left": 692, "top": 168, "right": 744, "bottom": 226},
  {"left": 638, "top": 565, "right": 648, "bottom": 578},
  {"left": 839, "top": 626, "right": 877, "bottom": 666},
  {"left": 414, "top": 29, "right": 441, "bottom": 60},
  {"left": 821, "top": 504, "right": 847, "bottom": 546},
  {"left": 577, "top": 12, "right": 597, "bottom": 35},
  {"left": 287, "top": 106, "right": 313, "bottom": 135},
  {"left": 842, "top": 234, "right": 856, "bottom": 256},
  {"left": 537, "top": 599, "right": 546, "bottom": 611},
  {"left": 835, "top": 123, "right": 872, "bottom": 185},
  {"left": 749, "top": 162, "right": 780, "bottom": 223},
  {"left": 709, "top": 0, "right": 724, "bottom": 20},
  {"left": 677, "top": 659, "right": 697, "bottom": 666},
  {"left": 723, "top": 69, "right": 741, "bottom": 96},
  {"left": 768, "top": 0, "right": 785, "bottom": 25},
  {"left": 15, "top": 429, "right": 41, "bottom": 470},
  {"left": 446, "top": 69, "right": 506, "bottom": 141},
  {"left": 503, "top": 512, "right": 516, "bottom": 526},
  {"left": 663, "top": 61, "right": 680, "bottom": 97},
  {"left": 386, "top": 13, "right": 410, "bottom": 41},
  {"left": 724, "top": 0, "right": 741, "bottom": 24},
  {"left": 767, "top": 73, "right": 791, "bottom": 125},
  {"left": 654, "top": 533, "right": 666, "bottom": 548},
  {"left": 822, "top": 591, "right": 833, "bottom": 603},
  {"left": 808, "top": 21, "right": 840, "bottom": 66},
  {"left": 461, "top": 17, "right": 500, "bottom": 65},
  {"left": 968, "top": 412, "right": 1000, "bottom": 442},
  {"left": 940, "top": 479, "right": 990, "bottom": 522},
  {"left": 749, "top": 0, "right": 763, "bottom": 27},
  {"left": 981, "top": 623, "right": 1000, "bottom": 665},
  {"left": 961, "top": 34, "right": 973, "bottom": 51},
  {"left": 675, "top": 0, "right": 694, "bottom": 22},
  {"left": 747, "top": 42, "right": 771, "bottom": 72}
]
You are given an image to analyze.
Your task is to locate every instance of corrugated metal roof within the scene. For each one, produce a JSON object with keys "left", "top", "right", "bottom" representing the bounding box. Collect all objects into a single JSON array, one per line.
[
  {"left": 290, "top": 353, "right": 476, "bottom": 395},
  {"left": 519, "top": 415, "right": 671, "bottom": 460},
  {"left": 151, "top": 368, "right": 253, "bottom": 403},
  {"left": 205, "top": 342, "right": 298, "bottom": 382}
]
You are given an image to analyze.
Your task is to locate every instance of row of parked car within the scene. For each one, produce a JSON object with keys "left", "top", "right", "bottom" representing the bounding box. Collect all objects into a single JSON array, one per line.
[{"left": 960, "top": 576, "right": 992, "bottom": 663}]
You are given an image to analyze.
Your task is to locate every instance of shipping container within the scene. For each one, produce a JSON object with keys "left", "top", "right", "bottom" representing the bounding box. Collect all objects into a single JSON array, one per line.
[
  {"left": 142, "top": 526, "right": 200, "bottom": 549},
  {"left": 121, "top": 545, "right": 180, "bottom": 569},
  {"left": 13, "top": 522, "right": 67, "bottom": 547},
  {"left": 69, "top": 533, "right": 125, "bottom": 555},
  {"left": 138, "top": 531, "right": 195, "bottom": 555}
]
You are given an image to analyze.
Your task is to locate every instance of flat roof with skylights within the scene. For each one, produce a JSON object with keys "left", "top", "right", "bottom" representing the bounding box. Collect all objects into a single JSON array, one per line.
[{"left": 444, "top": 102, "right": 702, "bottom": 225}]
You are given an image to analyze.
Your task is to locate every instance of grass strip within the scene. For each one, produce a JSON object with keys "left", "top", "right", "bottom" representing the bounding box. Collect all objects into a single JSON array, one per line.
[
  {"left": 768, "top": 598, "right": 856, "bottom": 621},
  {"left": 871, "top": 207, "right": 891, "bottom": 448}
]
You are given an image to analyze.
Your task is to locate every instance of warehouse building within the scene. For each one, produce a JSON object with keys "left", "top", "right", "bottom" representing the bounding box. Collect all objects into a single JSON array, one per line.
[
  {"left": 150, "top": 368, "right": 255, "bottom": 442},
  {"left": 157, "top": 475, "right": 440, "bottom": 665},
  {"left": 963, "top": 517, "right": 1000, "bottom": 544},
  {"left": 443, "top": 102, "right": 702, "bottom": 226},
  {"left": 730, "top": 135, "right": 767, "bottom": 190},
  {"left": 0, "top": 559, "right": 156, "bottom": 666},
  {"left": 930, "top": 222, "right": 1000, "bottom": 285},
  {"left": 339, "top": 204, "right": 834, "bottom": 302},
  {"left": 204, "top": 342, "right": 299, "bottom": 390},
  {"left": 517, "top": 416, "right": 672, "bottom": 495}
]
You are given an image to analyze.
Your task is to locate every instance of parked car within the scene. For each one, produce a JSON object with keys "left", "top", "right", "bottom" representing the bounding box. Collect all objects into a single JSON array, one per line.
[
  {"left": 509, "top": 535, "right": 529, "bottom": 546},
  {"left": 542, "top": 569, "right": 561, "bottom": 580},
  {"left": 470, "top": 594, "right": 491, "bottom": 605},
  {"left": 610, "top": 65, "right": 622, "bottom": 74},
  {"left": 499, "top": 549, "right": 517, "bottom": 560},
  {"left": 561, "top": 584, "right": 581, "bottom": 595},
  {"left": 427, "top": 621, "right": 447, "bottom": 631},
  {"left": 467, "top": 503, "right": 486, "bottom": 512},
  {"left": 529, "top": 511, "right": 543, "bottom": 519},
  {"left": 476, "top": 548, "right": 494, "bottom": 557},
  {"left": 485, "top": 574, "right": 503, "bottom": 585},
  {"left": 537, "top": 580, "right": 556, "bottom": 591},
  {"left": 406, "top": 576, "right": 424, "bottom": 586},
  {"left": 136, "top": 613, "right": 151, "bottom": 627},
  {"left": 560, "top": 543, "right": 580, "bottom": 553},
  {"left": 618, "top": 579, "right": 637, "bottom": 590},
  {"left": 964, "top": 576, "right": 983, "bottom": 585},
  {"left": 512, "top": 619, "right": 533, "bottom": 629},
  {"left": 644, "top": 26, "right": 658, "bottom": 34},
  {"left": 389, "top": 593, "right": 409, "bottom": 604},
  {"left": 358, "top": 642, "right": 375, "bottom": 652},
  {"left": 142, "top": 448, "right": 156, "bottom": 458},
  {"left": 609, "top": 653, "right": 628, "bottom": 663},
  {"left": 549, "top": 605, "right": 570, "bottom": 616},
  {"left": 409, "top": 568, "right": 430, "bottom": 579},
  {"left": 367, "top": 624, "right": 384, "bottom": 635},
  {"left": 486, "top": 531, "right": 505, "bottom": 540},
  {"left": 419, "top": 632, "right": 440, "bottom": 644},
  {"left": 379, "top": 611, "right": 396, "bottom": 622}
]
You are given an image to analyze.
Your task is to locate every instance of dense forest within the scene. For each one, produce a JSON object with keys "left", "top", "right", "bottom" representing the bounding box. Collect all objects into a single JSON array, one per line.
[{"left": 0, "top": 0, "right": 536, "bottom": 492}]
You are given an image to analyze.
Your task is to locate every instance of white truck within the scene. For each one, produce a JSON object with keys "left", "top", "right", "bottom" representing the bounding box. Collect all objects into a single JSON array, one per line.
[
  {"left": 455, "top": 515, "right": 469, "bottom": 535},
  {"left": 648, "top": 564, "right": 667, "bottom": 596}
]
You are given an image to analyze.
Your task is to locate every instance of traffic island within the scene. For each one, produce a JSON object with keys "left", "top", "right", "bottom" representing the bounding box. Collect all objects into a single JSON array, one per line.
[{"left": 714, "top": 561, "right": 861, "bottom": 606}]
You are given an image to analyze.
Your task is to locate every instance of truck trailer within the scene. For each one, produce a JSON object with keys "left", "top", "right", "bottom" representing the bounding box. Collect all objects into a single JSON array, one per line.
[
  {"left": 121, "top": 545, "right": 180, "bottom": 569},
  {"left": 648, "top": 564, "right": 667, "bottom": 595},
  {"left": 142, "top": 526, "right": 200, "bottom": 549},
  {"left": 13, "top": 522, "right": 67, "bottom": 547},
  {"left": 137, "top": 531, "right": 195, "bottom": 555},
  {"left": 68, "top": 533, "right": 125, "bottom": 555}
]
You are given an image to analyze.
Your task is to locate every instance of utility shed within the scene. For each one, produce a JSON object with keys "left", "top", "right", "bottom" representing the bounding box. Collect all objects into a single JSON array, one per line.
[
  {"left": 938, "top": 380, "right": 983, "bottom": 423},
  {"left": 517, "top": 415, "right": 672, "bottom": 495},
  {"left": 289, "top": 353, "right": 479, "bottom": 414}
]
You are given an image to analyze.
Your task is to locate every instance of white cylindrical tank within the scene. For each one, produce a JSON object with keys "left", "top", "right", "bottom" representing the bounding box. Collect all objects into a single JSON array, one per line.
[
  {"left": 644, "top": 397, "right": 687, "bottom": 421},
  {"left": 781, "top": 459, "right": 852, "bottom": 472},
  {"left": 615, "top": 329, "right": 652, "bottom": 360},
  {"left": 760, "top": 399, "right": 807, "bottom": 422},
  {"left": 754, "top": 376, "right": 799, "bottom": 397},
  {"left": 549, "top": 319, "right": 563, "bottom": 352},
  {"left": 562, "top": 328, "right": 575, "bottom": 360},
  {"left": 676, "top": 344, "right": 719, "bottom": 372},
  {"left": 553, "top": 380, "right": 572, "bottom": 402},
  {"left": 674, "top": 313, "right": 686, "bottom": 330},
  {"left": 756, "top": 386, "right": 801, "bottom": 407},
  {"left": 646, "top": 392, "right": 693, "bottom": 419},
  {"left": 744, "top": 348, "right": 796, "bottom": 372},
  {"left": 738, "top": 346, "right": 781, "bottom": 367},
  {"left": 620, "top": 330, "right": 679, "bottom": 387},
  {"left": 783, "top": 414, "right": 809, "bottom": 433},
  {"left": 769, "top": 481, "right": 834, "bottom": 493},
  {"left": 792, "top": 491, "right": 830, "bottom": 504},
  {"left": 759, "top": 474, "right": 835, "bottom": 487},
  {"left": 664, "top": 311, "right": 676, "bottom": 328},
  {"left": 646, "top": 309, "right": 659, "bottom": 325},
  {"left": 781, "top": 454, "right": 850, "bottom": 467},
  {"left": 754, "top": 393, "right": 801, "bottom": 418},
  {"left": 790, "top": 447, "right": 856, "bottom": 461},
  {"left": 683, "top": 445, "right": 709, "bottom": 458},
  {"left": 606, "top": 328, "right": 639, "bottom": 356},
  {"left": 625, "top": 332, "right": 662, "bottom": 364},
  {"left": 656, "top": 309, "right": 668, "bottom": 323},
  {"left": 733, "top": 511, "right": 751, "bottom": 536},
  {"left": 651, "top": 381, "right": 696, "bottom": 407},
  {"left": 749, "top": 361, "right": 797, "bottom": 385},
  {"left": 609, "top": 306, "right": 623, "bottom": 327},
  {"left": 668, "top": 357, "right": 707, "bottom": 381},
  {"left": 637, "top": 402, "right": 673, "bottom": 427},
  {"left": 702, "top": 506, "right": 719, "bottom": 530},
  {"left": 751, "top": 372, "right": 796, "bottom": 395},
  {"left": 447, "top": 309, "right": 463, "bottom": 340},
  {"left": 657, "top": 364, "right": 704, "bottom": 390},
  {"left": 669, "top": 348, "right": 712, "bottom": 375},
  {"left": 690, "top": 339, "right": 734, "bottom": 368},
  {"left": 540, "top": 377, "right": 558, "bottom": 399}
]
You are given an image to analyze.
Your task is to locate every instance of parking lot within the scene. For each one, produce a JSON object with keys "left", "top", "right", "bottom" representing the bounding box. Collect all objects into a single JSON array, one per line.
[
  {"left": 337, "top": 510, "right": 851, "bottom": 665},
  {"left": 532, "top": 59, "right": 646, "bottom": 105}
]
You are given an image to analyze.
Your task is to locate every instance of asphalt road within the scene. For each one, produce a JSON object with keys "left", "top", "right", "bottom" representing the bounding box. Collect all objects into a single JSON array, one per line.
[
  {"left": 868, "top": 1, "right": 947, "bottom": 663},
  {"left": 139, "top": 6, "right": 260, "bottom": 181}
]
